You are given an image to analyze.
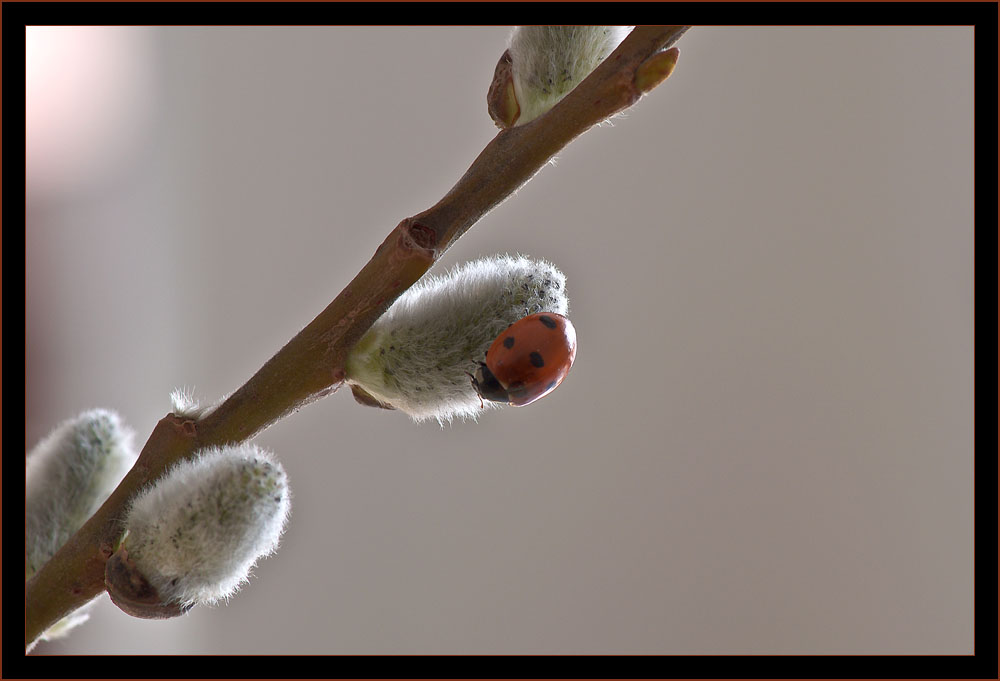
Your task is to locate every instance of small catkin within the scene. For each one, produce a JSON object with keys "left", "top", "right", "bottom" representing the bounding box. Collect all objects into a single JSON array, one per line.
[
  {"left": 169, "top": 386, "right": 219, "bottom": 419},
  {"left": 122, "top": 444, "right": 290, "bottom": 608},
  {"left": 25, "top": 408, "right": 137, "bottom": 644},
  {"left": 508, "top": 26, "right": 632, "bottom": 125},
  {"left": 26, "top": 409, "right": 137, "bottom": 579},
  {"left": 345, "top": 254, "right": 570, "bottom": 423}
]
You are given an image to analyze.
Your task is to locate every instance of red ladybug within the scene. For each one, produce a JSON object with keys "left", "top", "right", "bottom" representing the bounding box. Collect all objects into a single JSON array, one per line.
[{"left": 472, "top": 312, "right": 577, "bottom": 407}]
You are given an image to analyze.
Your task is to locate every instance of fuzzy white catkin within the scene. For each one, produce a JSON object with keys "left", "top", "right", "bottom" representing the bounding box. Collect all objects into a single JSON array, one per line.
[
  {"left": 508, "top": 26, "right": 632, "bottom": 125},
  {"left": 26, "top": 409, "right": 137, "bottom": 576},
  {"left": 345, "top": 254, "right": 570, "bottom": 423},
  {"left": 25, "top": 408, "right": 137, "bottom": 642},
  {"left": 122, "top": 444, "right": 290, "bottom": 607}
]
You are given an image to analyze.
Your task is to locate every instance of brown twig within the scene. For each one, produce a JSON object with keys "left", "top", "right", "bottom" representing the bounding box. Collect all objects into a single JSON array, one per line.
[{"left": 25, "top": 25, "right": 689, "bottom": 648}]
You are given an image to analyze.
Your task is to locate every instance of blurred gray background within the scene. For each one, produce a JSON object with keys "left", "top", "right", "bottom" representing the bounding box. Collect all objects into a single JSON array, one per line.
[{"left": 26, "top": 27, "right": 973, "bottom": 654}]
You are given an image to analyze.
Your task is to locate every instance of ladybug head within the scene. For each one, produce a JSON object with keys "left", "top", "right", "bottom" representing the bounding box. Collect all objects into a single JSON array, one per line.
[{"left": 470, "top": 361, "right": 510, "bottom": 405}]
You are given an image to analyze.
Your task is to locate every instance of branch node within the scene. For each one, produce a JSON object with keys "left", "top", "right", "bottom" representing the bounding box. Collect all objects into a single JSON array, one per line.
[
  {"left": 399, "top": 219, "right": 439, "bottom": 260},
  {"left": 164, "top": 412, "right": 199, "bottom": 439}
]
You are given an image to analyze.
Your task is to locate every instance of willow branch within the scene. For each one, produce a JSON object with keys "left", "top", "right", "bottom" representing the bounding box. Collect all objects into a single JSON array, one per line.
[{"left": 25, "top": 25, "right": 689, "bottom": 648}]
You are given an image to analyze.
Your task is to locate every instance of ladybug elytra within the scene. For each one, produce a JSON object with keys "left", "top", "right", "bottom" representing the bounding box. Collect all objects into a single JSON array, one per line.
[{"left": 472, "top": 312, "right": 577, "bottom": 407}]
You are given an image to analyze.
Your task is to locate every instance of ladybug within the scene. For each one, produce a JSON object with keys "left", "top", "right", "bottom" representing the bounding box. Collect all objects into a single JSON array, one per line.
[{"left": 472, "top": 312, "right": 577, "bottom": 407}]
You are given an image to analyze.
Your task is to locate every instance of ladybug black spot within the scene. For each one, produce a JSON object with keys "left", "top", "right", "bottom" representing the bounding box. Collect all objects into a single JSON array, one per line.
[
  {"left": 538, "top": 315, "right": 557, "bottom": 329},
  {"left": 503, "top": 336, "right": 515, "bottom": 349},
  {"left": 529, "top": 351, "right": 545, "bottom": 368}
]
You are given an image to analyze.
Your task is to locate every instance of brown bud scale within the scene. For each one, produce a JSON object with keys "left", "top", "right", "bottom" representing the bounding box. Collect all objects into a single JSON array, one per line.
[{"left": 105, "top": 547, "right": 191, "bottom": 620}]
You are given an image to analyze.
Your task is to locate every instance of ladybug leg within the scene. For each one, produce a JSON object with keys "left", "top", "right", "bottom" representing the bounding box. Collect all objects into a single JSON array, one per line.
[{"left": 465, "top": 371, "right": 485, "bottom": 409}]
